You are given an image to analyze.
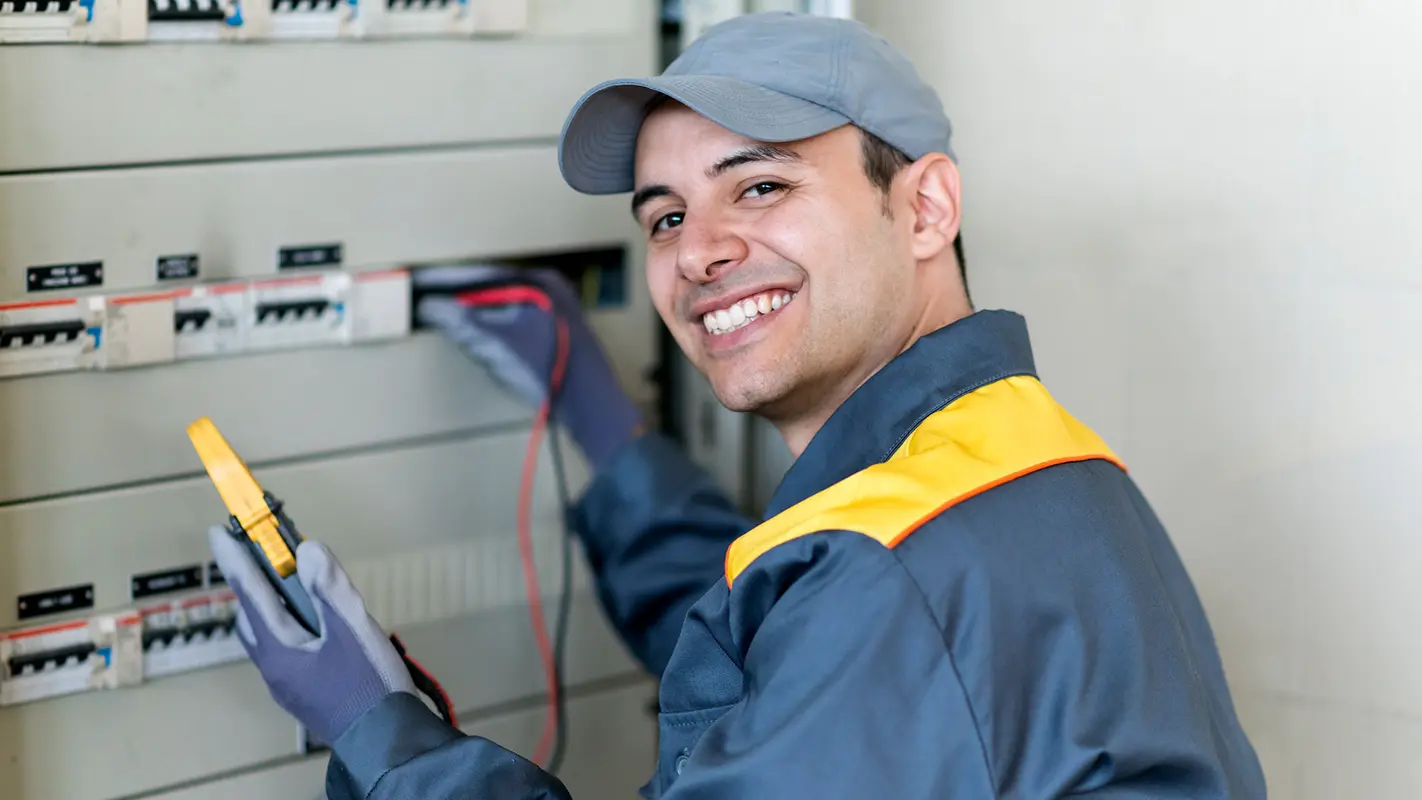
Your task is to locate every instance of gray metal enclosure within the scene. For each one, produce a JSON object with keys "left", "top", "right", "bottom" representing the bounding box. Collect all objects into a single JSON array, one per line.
[{"left": 0, "top": 2, "right": 665, "bottom": 797}]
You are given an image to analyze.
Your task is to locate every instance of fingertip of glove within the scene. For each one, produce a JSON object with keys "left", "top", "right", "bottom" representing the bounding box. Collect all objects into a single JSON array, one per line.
[
  {"left": 294, "top": 539, "right": 333, "bottom": 574},
  {"left": 295, "top": 540, "right": 356, "bottom": 600},
  {"left": 412, "top": 295, "right": 460, "bottom": 324}
]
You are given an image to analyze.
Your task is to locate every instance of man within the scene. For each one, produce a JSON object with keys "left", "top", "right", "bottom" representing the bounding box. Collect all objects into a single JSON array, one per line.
[{"left": 209, "top": 12, "right": 1268, "bottom": 799}]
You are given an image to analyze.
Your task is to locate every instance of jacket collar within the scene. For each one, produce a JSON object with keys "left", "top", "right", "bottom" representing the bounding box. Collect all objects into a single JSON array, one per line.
[{"left": 762, "top": 309, "right": 1039, "bottom": 519}]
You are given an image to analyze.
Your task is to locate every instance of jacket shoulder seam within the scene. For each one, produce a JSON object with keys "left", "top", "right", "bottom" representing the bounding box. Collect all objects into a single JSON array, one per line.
[{"left": 888, "top": 542, "right": 1001, "bottom": 797}]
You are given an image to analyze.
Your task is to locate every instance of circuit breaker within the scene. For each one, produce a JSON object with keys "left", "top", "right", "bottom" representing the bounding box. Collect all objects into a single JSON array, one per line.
[{"left": 0, "top": 0, "right": 526, "bottom": 42}]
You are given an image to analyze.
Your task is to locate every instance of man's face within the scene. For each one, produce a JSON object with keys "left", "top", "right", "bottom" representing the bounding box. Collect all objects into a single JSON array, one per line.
[{"left": 632, "top": 103, "right": 920, "bottom": 423}]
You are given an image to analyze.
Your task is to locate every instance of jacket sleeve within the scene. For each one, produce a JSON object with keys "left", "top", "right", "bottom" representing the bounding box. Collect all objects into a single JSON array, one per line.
[
  {"left": 661, "top": 531, "right": 995, "bottom": 798},
  {"left": 324, "top": 693, "right": 570, "bottom": 800},
  {"left": 321, "top": 432, "right": 753, "bottom": 800},
  {"left": 569, "top": 431, "right": 755, "bottom": 676}
]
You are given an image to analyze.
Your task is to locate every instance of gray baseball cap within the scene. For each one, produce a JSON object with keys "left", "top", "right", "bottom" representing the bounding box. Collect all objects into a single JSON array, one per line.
[{"left": 557, "top": 11, "right": 955, "bottom": 195}]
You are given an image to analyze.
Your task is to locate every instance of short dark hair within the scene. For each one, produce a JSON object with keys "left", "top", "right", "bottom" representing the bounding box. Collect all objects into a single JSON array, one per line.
[{"left": 858, "top": 130, "right": 968, "bottom": 298}]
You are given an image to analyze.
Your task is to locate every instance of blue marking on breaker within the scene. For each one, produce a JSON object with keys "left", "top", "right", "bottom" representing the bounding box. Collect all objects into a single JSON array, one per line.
[
  {"left": 225, "top": 0, "right": 244, "bottom": 25},
  {"left": 98, "top": 647, "right": 112, "bottom": 668},
  {"left": 79, "top": 0, "right": 94, "bottom": 22},
  {"left": 88, "top": 326, "right": 102, "bottom": 349}
]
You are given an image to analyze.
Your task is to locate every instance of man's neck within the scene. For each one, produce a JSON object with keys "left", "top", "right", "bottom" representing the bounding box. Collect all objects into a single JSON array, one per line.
[
  {"left": 776, "top": 402, "right": 843, "bottom": 459},
  {"left": 775, "top": 298, "right": 973, "bottom": 458}
]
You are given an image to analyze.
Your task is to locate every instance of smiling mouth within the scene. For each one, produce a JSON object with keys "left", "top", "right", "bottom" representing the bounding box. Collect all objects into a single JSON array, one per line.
[{"left": 701, "top": 290, "right": 797, "bottom": 336}]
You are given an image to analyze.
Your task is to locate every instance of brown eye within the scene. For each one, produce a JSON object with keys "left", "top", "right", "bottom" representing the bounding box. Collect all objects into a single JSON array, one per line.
[
  {"left": 654, "top": 211, "right": 685, "bottom": 232},
  {"left": 743, "top": 182, "right": 786, "bottom": 198}
]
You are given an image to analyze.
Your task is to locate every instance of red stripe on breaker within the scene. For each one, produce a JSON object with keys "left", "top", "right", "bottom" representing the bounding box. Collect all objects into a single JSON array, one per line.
[
  {"left": 0, "top": 298, "right": 79, "bottom": 312},
  {"left": 2, "top": 619, "right": 89, "bottom": 640},
  {"left": 252, "top": 275, "right": 323, "bottom": 289}
]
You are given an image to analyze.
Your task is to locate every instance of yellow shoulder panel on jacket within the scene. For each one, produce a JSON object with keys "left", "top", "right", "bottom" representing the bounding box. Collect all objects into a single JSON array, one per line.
[{"left": 724, "top": 375, "right": 1125, "bottom": 587}]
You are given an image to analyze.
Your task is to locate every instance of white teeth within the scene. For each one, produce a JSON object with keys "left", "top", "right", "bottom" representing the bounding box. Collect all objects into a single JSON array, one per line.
[{"left": 700, "top": 290, "right": 796, "bottom": 336}]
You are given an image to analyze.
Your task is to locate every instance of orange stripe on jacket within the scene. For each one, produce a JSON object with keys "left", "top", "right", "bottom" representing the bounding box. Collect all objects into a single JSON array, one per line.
[{"left": 725, "top": 375, "right": 1126, "bottom": 588}]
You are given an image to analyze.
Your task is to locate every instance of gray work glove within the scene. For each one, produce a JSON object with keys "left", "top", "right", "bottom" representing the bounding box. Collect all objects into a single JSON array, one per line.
[
  {"left": 208, "top": 526, "right": 417, "bottom": 745},
  {"left": 414, "top": 265, "right": 643, "bottom": 471}
]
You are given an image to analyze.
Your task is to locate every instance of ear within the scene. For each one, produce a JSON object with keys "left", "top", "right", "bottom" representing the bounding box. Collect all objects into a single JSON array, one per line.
[{"left": 903, "top": 154, "right": 962, "bottom": 262}]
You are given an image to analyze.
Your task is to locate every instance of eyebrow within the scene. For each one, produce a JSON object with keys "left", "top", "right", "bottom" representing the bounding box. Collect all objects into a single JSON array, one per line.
[
  {"left": 630, "top": 144, "right": 804, "bottom": 218},
  {"left": 630, "top": 185, "right": 673, "bottom": 218},
  {"left": 705, "top": 144, "right": 803, "bottom": 179}
]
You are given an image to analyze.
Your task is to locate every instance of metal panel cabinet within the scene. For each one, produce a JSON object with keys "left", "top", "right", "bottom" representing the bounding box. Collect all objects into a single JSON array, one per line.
[{"left": 0, "top": 0, "right": 663, "bottom": 797}]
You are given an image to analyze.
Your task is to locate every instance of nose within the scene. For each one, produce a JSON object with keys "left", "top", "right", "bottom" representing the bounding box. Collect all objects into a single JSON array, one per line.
[{"left": 675, "top": 209, "right": 749, "bottom": 284}]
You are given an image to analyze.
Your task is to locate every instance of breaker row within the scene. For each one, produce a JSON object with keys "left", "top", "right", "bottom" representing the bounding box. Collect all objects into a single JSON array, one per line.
[
  {"left": 1, "top": 582, "right": 243, "bottom": 707},
  {"left": 0, "top": 0, "right": 523, "bottom": 43},
  {"left": 0, "top": 267, "right": 410, "bottom": 379}
]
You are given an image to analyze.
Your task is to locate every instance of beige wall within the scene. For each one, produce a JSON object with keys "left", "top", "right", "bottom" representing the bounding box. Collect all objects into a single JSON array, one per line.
[{"left": 858, "top": 3, "right": 1422, "bottom": 797}]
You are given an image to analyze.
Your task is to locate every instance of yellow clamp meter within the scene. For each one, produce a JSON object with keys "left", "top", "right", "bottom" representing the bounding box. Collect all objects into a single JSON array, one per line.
[{"left": 187, "top": 417, "right": 322, "bottom": 635}]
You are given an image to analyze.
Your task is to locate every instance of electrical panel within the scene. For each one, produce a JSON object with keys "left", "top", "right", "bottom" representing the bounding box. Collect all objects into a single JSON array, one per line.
[
  {"left": 0, "top": 0, "right": 526, "bottom": 43},
  {"left": 0, "top": 1, "right": 662, "bottom": 798}
]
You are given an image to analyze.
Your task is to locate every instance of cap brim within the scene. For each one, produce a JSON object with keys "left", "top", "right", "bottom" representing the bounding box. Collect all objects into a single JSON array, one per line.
[{"left": 557, "top": 74, "right": 851, "bottom": 195}]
